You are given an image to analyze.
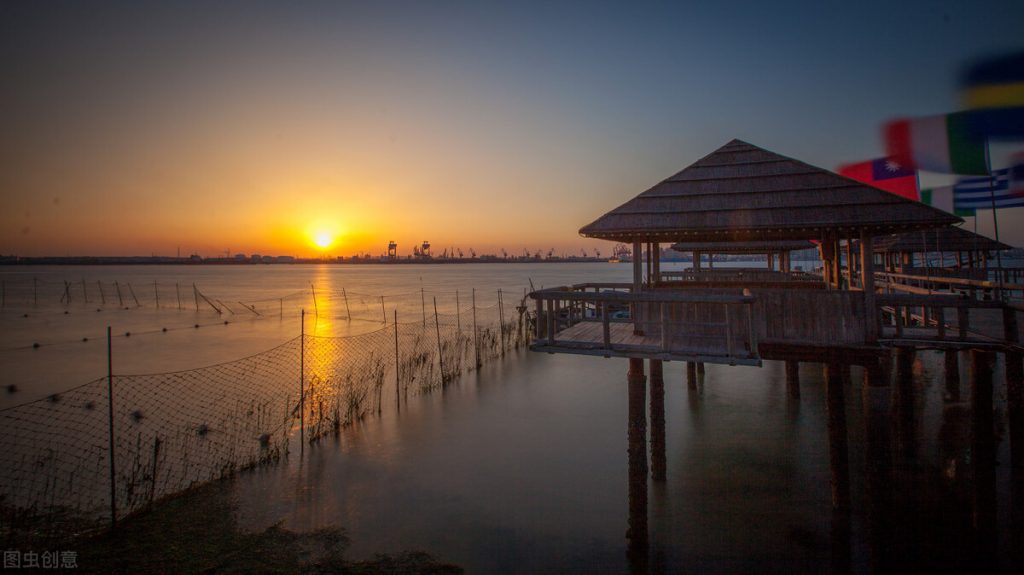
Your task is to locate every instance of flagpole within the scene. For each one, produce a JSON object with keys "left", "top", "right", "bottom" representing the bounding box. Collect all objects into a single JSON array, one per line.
[{"left": 984, "top": 138, "right": 1006, "bottom": 299}]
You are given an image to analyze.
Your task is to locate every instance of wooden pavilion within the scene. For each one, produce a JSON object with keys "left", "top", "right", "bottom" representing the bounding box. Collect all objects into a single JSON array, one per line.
[
  {"left": 874, "top": 225, "right": 1009, "bottom": 276},
  {"left": 533, "top": 139, "right": 963, "bottom": 365}
]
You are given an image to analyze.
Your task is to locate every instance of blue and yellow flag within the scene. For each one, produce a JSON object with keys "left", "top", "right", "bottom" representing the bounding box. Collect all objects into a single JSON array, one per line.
[{"left": 961, "top": 51, "right": 1024, "bottom": 109}]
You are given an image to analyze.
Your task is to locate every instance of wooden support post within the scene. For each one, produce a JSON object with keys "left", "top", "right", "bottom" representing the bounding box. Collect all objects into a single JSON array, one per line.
[
  {"left": 686, "top": 361, "right": 697, "bottom": 390},
  {"left": 944, "top": 350, "right": 961, "bottom": 402},
  {"left": 785, "top": 360, "right": 800, "bottom": 398},
  {"left": 825, "top": 361, "right": 851, "bottom": 512},
  {"left": 649, "top": 359, "right": 666, "bottom": 482},
  {"left": 861, "top": 232, "right": 877, "bottom": 341},
  {"left": 626, "top": 358, "right": 648, "bottom": 560},
  {"left": 970, "top": 350, "right": 997, "bottom": 555}
]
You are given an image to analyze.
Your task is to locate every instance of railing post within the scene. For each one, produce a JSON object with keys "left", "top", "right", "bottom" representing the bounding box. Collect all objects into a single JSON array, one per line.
[
  {"left": 724, "top": 303, "right": 733, "bottom": 357},
  {"left": 935, "top": 306, "right": 946, "bottom": 340},
  {"left": 958, "top": 305, "right": 969, "bottom": 341},
  {"left": 660, "top": 302, "right": 668, "bottom": 352},
  {"left": 547, "top": 299, "right": 556, "bottom": 345},
  {"left": 603, "top": 302, "right": 611, "bottom": 350},
  {"left": 747, "top": 301, "right": 758, "bottom": 356},
  {"left": 535, "top": 295, "right": 543, "bottom": 340}
]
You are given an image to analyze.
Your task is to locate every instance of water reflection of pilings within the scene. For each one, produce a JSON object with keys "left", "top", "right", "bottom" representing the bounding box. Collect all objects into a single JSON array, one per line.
[
  {"left": 862, "top": 355, "right": 892, "bottom": 573},
  {"left": 649, "top": 360, "right": 666, "bottom": 483},
  {"left": 627, "top": 358, "right": 648, "bottom": 572},
  {"left": 970, "top": 350, "right": 997, "bottom": 570}
]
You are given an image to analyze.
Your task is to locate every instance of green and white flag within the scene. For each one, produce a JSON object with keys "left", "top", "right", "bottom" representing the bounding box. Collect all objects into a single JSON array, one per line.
[{"left": 921, "top": 185, "right": 976, "bottom": 216}]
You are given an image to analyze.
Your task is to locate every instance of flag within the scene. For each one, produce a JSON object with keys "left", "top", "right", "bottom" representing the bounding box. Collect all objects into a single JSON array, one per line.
[
  {"left": 953, "top": 167, "right": 1024, "bottom": 211},
  {"left": 884, "top": 113, "right": 989, "bottom": 175},
  {"left": 885, "top": 108, "right": 1024, "bottom": 175},
  {"left": 920, "top": 185, "right": 975, "bottom": 216},
  {"left": 961, "top": 51, "right": 1024, "bottom": 109},
  {"left": 837, "top": 157, "right": 919, "bottom": 200}
]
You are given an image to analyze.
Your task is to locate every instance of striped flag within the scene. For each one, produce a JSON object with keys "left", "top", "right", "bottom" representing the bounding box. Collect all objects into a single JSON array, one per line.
[
  {"left": 953, "top": 168, "right": 1024, "bottom": 211},
  {"left": 884, "top": 112, "right": 989, "bottom": 175},
  {"left": 921, "top": 185, "right": 975, "bottom": 216},
  {"left": 961, "top": 51, "right": 1024, "bottom": 109}
]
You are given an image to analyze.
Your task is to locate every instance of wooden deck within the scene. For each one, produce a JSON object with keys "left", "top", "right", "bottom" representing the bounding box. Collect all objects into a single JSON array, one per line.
[{"left": 529, "top": 283, "right": 1024, "bottom": 366}]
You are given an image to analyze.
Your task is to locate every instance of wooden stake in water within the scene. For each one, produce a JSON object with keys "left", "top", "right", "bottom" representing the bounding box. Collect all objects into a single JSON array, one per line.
[
  {"left": 115, "top": 281, "right": 124, "bottom": 308},
  {"left": 82, "top": 278, "right": 88, "bottom": 303},
  {"left": 456, "top": 290, "right": 461, "bottom": 331},
  {"left": 310, "top": 284, "right": 318, "bottom": 316},
  {"left": 394, "top": 309, "right": 400, "bottom": 411},
  {"left": 127, "top": 283, "right": 140, "bottom": 307},
  {"left": 154, "top": 281, "right": 159, "bottom": 309},
  {"left": 98, "top": 280, "right": 106, "bottom": 305},
  {"left": 106, "top": 326, "right": 117, "bottom": 527},
  {"left": 498, "top": 289, "right": 506, "bottom": 356},
  {"left": 193, "top": 283, "right": 199, "bottom": 312},
  {"left": 434, "top": 297, "right": 445, "bottom": 386},
  {"left": 380, "top": 296, "right": 386, "bottom": 324},
  {"left": 299, "top": 309, "right": 305, "bottom": 452},
  {"left": 421, "top": 288, "right": 426, "bottom": 326},
  {"left": 176, "top": 283, "right": 182, "bottom": 310},
  {"left": 342, "top": 288, "right": 351, "bottom": 320},
  {"left": 472, "top": 288, "right": 480, "bottom": 368}
]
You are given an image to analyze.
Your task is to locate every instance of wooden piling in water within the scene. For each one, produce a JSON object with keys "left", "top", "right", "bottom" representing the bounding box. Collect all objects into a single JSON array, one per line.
[
  {"left": 686, "top": 361, "right": 697, "bottom": 389},
  {"left": 825, "top": 361, "right": 850, "bottom": 512},
  {"left": 626, "top": 357, "right": 648, "bottom": 558},
  {"left": 649, "top": 359, "right": 666, "bottom": 482},
  {"left": 945, "top": 350, "right": 961, "bottom": 402},
  {"left": 785, "top": 360, "right": 800, "bottom": 398}
]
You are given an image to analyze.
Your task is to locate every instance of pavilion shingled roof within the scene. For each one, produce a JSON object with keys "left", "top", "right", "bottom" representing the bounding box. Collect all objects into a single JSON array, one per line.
[
  {"left": 670, "top": 239, "right": 815, "bottom": 254},
  {"left": 873, "top": 225, "right": 1010, "bottom": 253},
  {"left": 579, "top": 139, "right": 961, "bottom": 243}
]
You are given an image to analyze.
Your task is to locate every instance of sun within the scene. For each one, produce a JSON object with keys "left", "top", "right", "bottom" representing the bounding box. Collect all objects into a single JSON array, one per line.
[
  {"left": 313, "top": 230, "right": 335, "bottom": 250},
  {"left": 306, "top": 221, "right": 341, "bottom": 252}
]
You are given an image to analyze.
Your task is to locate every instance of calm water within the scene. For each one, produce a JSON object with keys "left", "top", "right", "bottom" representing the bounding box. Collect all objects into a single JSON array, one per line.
[{"left": 0, "top": 262, "right": 1018, "bottom": 572}]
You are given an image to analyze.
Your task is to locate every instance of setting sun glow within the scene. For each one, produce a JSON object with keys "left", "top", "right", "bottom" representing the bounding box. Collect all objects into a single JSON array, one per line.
[{"left": 306, "top": 220, "right": 341, "bottom": 252}]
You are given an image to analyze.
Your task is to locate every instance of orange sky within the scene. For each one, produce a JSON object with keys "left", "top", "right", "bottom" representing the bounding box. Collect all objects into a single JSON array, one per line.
[{"left": 3, "top": 2, "right": 1023, "bottom": 257}]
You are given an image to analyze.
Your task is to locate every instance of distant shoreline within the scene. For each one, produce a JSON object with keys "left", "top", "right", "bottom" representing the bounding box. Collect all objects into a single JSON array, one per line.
[{"left": 0, "top": 256, "right": 637, "bottom": 266}]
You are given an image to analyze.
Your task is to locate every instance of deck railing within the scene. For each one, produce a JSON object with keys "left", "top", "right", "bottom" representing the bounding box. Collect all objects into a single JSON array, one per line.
[
  {"left": 660, "top": 269, "right": 820, "bottom": 284},
  {"left": 874, "top": 271, "right": 1024, "bottom": 302},
  {"left": 875, "top": 293, "right": 1023, "bottom": 346},
  {"left": 529, "top": 284, "right": 758, "bottom": 363}
]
